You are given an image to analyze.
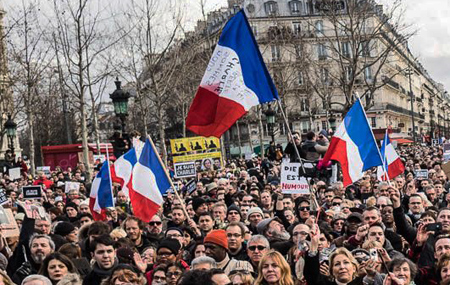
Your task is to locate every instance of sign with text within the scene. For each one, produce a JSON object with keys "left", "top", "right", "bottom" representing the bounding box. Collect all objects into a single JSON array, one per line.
[
  {"left": 281, "top": 162, "right": 310, "bottom": 194},
  {"left": 170, "top": 136, "right": 221, "bottom": 155},
  {"left": 174, "top": 162, "right": 196, "bottom": 179},
  {"left": 183, "top": 179, "right": 197, "bottom": 194},
  {"left": 8, "top": 167, "right": 21, "bottom": 180},
  {"left": 172, "top": 152, "right": 222, "bottom": 171},
  {"left": 415, "top": 169, "right": 429, "bottom": 180},
  {"left": 65, "top": 181, "right": 81, "bottom": 193},
  {"left": 0, "top": 206, "right": 19, "bottom": 238},
  {"left": 36, "top": 166, "right": 51, "bottom": 175},
  {"left": 0, "top": 189, "right": 7, "bottom": 205},
  {"left": 22, "top": 186, "right": 42, "bottom": 199}
]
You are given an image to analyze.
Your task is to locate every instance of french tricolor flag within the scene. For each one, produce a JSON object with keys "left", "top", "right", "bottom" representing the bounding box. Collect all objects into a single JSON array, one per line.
[
  {"left": 113, "top": 138, "right": 171, "bottom": 222},
  {"left": 377, "top": 131, "right": 405, "bottom": 181},
  {"left": 186, "top": 10, "right": 278, "bottom": 138},
  {"left": 322, "top": 100, "right": 383, "bottom": 186},
  {"left": 90, "top": 160, "right": 114, "bottom": 221}
]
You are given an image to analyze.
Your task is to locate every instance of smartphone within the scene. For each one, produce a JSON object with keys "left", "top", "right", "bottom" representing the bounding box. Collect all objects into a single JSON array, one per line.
[
  {"left": 426, "top": 222, "right": 442, "bottom": 232},
  {"left": 369, "top": 248, "right": 378, "bottom": 261}
]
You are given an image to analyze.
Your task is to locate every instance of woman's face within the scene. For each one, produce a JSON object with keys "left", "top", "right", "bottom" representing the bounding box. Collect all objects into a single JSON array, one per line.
[
  {"left": 318, "top": 233, "right": 330, "bottom": 252},
  {"left": 232, "top": 275, "right": 243, "bottom": 285},
  {"left": 195, "top": 244, "right": 206, "bottom": 258},
  {"left": 66, "top": 229, "right": 79, "bottom": 243},
  {"left": 142, "top": 248, "right": 155, "bottom": 265},
  {"left": 392, "top": 262, "right": 411, "bottom": 284},
  {"left": 441, "top": 262, "right": 450, "bottom": 281},
  {"left": 262, "top": 256, "right": 281, "bottom": 284},
  {"left": 48, "top": 259, "right": 68, "bottom": 282},
  {"left": 166, "top": 266, "right": 183, "bottom": 285},
  {"left": 332, "top": 254, "right": 355, "bottom": 283}
]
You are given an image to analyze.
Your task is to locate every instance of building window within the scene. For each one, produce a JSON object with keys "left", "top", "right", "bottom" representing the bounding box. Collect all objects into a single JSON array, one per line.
[
  {"left": 318, "top": 44, "right": 327, "bottom": 60},
  {"left": 301, "top": 120, "right": 310, "bottom": 132},
  {"left": 364, "top": 66, "right": 373, "bottom": 81},
  {"left": 251, "top": 25, "right": 258, "bottom": 36},
  {"left": 289, "top": 1, "right": 302, "bottom": 14},
  {"left": 293, "top": 22, "right": 301, "bottom": 35},
  {"left": 300, "top": 98, "right": 307, "bottom": 111},
  {"left": 371, "top": 117, "right": 376, "bottom": 128},
  {"left": 344, "top": 66, "right": 353, "bottom": 82},
  {"left": 271, "top": 45, "right": 281, "bottom": 61},
  {"left": 342, "top": 42, "right": 351, "bottom": 58},
  {"left": 315, "top": 20, "right": 324, "bottom": 35},
  {"left": 320, "top": 67, "right": 329, "bottom": 84},
  {"left": 298, "top": 71, "right": 304, "bottom": 86},
  {"left": 264, "top": 1, "right": 278, "bottom": 15},
  {"left": 361, "top": 41, "right": 371, "bottom": 57},
  {"left": 321, "top": 121, "right": 327, "bottom": 130},
  {"left": 295, "top": 44, "right": 302, "bottom": 58}
]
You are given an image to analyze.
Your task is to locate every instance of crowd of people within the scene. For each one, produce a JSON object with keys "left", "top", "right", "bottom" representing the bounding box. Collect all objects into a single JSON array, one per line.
[{"left": 0, "top": 130, "right": 449, "bottom": 285}]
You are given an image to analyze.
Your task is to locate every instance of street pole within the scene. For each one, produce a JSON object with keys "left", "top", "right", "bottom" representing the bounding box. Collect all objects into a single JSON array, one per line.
[{"left": 407, "top": 68, "right": 416, "bottom": 143}]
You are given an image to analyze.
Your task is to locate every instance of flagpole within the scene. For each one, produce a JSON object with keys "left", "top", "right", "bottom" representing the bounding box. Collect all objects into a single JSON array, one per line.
[
  {"left": 104, "top": 143, "right": 115, "bottom": 203},
  {"left": 146, "top": 135, "right": 191, "bottom": 221},
  {"left": 382, "top": 130, "right": 391, "bottom": 182},
  {"left": 275, "top": 99, "right": 320, "bottom": 210},
  {"left": 354, "top": 94, "right": 391, "bottom": 186}
]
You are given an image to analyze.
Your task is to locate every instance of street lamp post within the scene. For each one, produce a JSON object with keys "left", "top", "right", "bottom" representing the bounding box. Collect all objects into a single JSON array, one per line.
[
  {"left": 4, "top": 115, "right": 17, "bottom": 163},
  {"left": 109, "top": 77, "right": 131, "bottom": 157},
  {"left": 265, "top": 105, "right": 276, "bottom": 143},
  {"left": 406, "top": 68, "right": 416, "bottom": 143}
]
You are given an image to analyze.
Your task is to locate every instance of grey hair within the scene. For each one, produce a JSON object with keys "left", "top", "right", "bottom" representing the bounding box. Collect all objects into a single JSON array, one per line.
[
  {"left": 378, "top": 181, "right": 390, "bottom": 188},
  {"left": 247, "top": 234, "right": 270, "bottom": 248},
  {"left": 191, "top": 256, "right": 217, "bottom": 269},
  {"left": 29, "top": 233, "right": 55, "bottom": 250},
  {"left": 22, "top": 274, "right": 52, "bottom": 285}
]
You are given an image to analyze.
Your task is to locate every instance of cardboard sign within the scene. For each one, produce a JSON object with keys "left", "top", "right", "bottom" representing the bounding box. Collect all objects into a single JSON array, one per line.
[
  {"left": 22, "top": 186, "right": 42, "bottom": 199},
  {"left": 65, "top": 181, "right": 80, "bottom": 193},
  {"left": 8, "top": 167, "right": 21, "bottom": 180},
  {"left": 182, "top": 179, "right": 197, "bottom": 194},
  {"left": 415, "top": 169, "right": 429, "bottom": 180},
  {"left": 36, "top": 166, "right": 51, "bottom": 175},
  {"left": 0, "top": 206, "right": 19, "bottom": 238},
  {"left": 245, "top": 153, "right": 252, "bottom": 160},
  {"left": 0, "top": 189, "right": 8, "bottom": 205},
  {"left": 281, "top": 162, "right": 310, "bottom": 194},
  {"left": 174, "top": 162, "right": 196, "bottom": 179},
  {"left": 432, "top": 139, "right": 439, "bottom": 146}
]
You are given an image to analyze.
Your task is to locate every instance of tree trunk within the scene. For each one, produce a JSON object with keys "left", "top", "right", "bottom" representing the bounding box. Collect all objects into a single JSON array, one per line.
[
  {"left": 27, "top": 108, "right": 36, "bottom": 176},
  {"left": 247, "top": 123, "right": 254, "bottom": 154},
  {"left": 236, "top": 120, "right": 242, "bottom": 158},
  {"left": 157, "top": 107, "right": 167, "bottom": 165},
  {"left": 257, "top": 106, "right": 265, "bottom": 158}
]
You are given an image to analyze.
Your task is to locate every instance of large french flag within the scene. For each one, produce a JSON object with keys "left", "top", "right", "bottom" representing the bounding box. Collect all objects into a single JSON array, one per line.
[
  {"left": 186, "top": 10, "right": 278, "bottom": 138},
  {"left": 90, "top": 160, "right": 114, "bottom": 221},
  {"left": 377, "top": 131, "right": 405, "bottom": 181},
  {"left": 128, "top": 138, "right": 171, "bottom": 222},
  {"left": 112, "top": 148, "right": 138, "bottom": 198},
  {"left": 322, "top": 100, "right": 383, "bottom": 186}
]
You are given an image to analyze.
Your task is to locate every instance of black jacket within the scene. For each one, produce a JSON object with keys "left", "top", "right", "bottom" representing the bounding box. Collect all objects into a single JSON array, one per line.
[{"left": 83, "top": 261, "right": 118, "bottom": 285}]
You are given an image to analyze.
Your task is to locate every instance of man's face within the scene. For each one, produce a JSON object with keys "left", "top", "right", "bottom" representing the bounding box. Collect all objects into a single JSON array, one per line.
[
  {"left": 299, "top": 202, "right": 311, "bottom": 219},
  {"left": 267, "top": 220, "right": 290, "bottom": 240},
  {"left": 30, "top": 237, "right": 53, "bottom": 264},
  {"left": 35, "top": 219, "right": 51, "bottom": 235},
  {"left": 363, "top": 210, "right": 380, "bottom": 225},
  {"left": 205, "top": 242, "right": 225, "bottom": 262},
  {"left": 92, "top": 244, "right": 115, "bottom": 270},
  {"left": 247, "top": 240, "right": 269, "bottom": 264},
  {"left": 199, "top": 215, "right": 214, "bottom": 232},
  {"left": 213, "top": 206, "right": 226, "bottom": 221},
  {"left": 166, "top": 230, "right": 184, "bottom": 247},
  {"left": 79, "top": 205, "right": 90, "bottom": 214},
  {"left": 211, "top": 273, "right": 231, "bottom": 285},
  {"left": 368, "top": 226, "right": 385, "bottom": 245},
  {"left": 426, "top": 188, "right": 437, "bottom": 203},
  {"left": 381, "top": 206, "right": 394, "bottom": 224},
  {"left": 421, "top": 180, "right": 430, "bottom": 188},
  {"left": 117, "top": 192, "right": 127, "bottom": 204},
  {"left": 324, "top": 192, "right": 334, "bottom": 205},
  {"left": 292, "top": 224, "right": 310, "bottom": 245},
  {"left": 409, "top": 197, "right": 423, "bottom": 214},
  {"left": 283, "top": 198, "right": 293, "bottom": 209},
  {"left": 395, "top": 178, "right": 405, "bottom": 189},
  {"left": 172, "top": 210, "right": 185, "bottom": 225},
  {"left": 196, "top": 203, "right": 209, "bottom": 215},
  {"left": 438, "top": 210, "right": 450, "bottom": 233},
  {"left": 248, "top": 213, "right": 263, "bottom": 226},
  {"left": 227, "top": 210, "right": 240, "bottom": 222},
  {"left": 240, "top": 206, "right": 249, "bottom": 219},
  {"left": 242, "top": 196, "right": 253, "bottom": 206},
  {"left": 66, "top": 207, "right": 77, "bottom": 218},
  {"left": 435, "top": 238, "right": 450, "bottom": 260},
  {"left": 80, "top": 216, "right": 93, "bottom": 227},
  {"left": 435, "top": 184, "right": 444, "bottom": 195},
  {"left": 378, "top": 186, "right": 389, "bottom": 197},
  {"left": 125, "top": 220, "right": 142, "bottom": 242},
  {"left": 261, "top": 192, "right": 271, "bottom": 207},
  {"left": 226, "top": 225, "right": 243, "bottom": 251},
  {"left": 149, "top": 216, "right": 163, "bottom": 234}
]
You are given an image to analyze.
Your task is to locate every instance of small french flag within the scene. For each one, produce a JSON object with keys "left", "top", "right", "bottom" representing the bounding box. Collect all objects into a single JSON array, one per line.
[
  {"left": 89, "top": 160, "right": 114, "bottom": 221},
  {"left": 377, "top": 131, "right": 405, "bottom": 181}
]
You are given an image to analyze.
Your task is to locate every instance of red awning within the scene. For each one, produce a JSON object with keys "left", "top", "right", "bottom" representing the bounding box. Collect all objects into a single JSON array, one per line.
[{"left": 391, "top": 138, "right": 414, "bottom": 144}]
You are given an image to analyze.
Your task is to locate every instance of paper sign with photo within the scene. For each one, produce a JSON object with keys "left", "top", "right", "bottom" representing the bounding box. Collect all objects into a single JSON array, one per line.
[
  {"left": 0, "top": 189, "right": 8, "bottom": 205},
  {"left": 22, "top": 186, "right": 42, "bottom": 199},
  {"left": 65, "top": 182, "right": 81, "bottom": 193},
  {"left": 0, "top": 206, "right": 19, "bottom": 238}
]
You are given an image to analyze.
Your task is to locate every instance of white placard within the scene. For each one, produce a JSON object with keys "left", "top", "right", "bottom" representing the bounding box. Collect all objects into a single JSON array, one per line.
[
  {"left": 245, "top": 153, "right": 252, "bottom": 160},
  {"left": 36, "top": 166, "right": 51, "bottom": 175},
  {"left": 174, "top": 162, "right": 196, "bottom": 179},
  {"left": 65, "top": 182, "right": 81, "bottom": 193},
  {"left": 281, "top": 162, "right": 310, "bottom": 194},
  {"left": 8, "top": 168, "right": 21, "bottom": 180}
]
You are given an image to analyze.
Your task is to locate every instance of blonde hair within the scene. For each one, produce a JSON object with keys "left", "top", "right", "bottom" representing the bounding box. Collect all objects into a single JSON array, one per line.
[
  {"left": 362, "top": 240, "right": 383, "bottom": 250},
  {"left": 366, "top": 197, "right": 376, "bottom": 207},
  {"left": 230, "top": 272, "right": 254, "bottom": 285},
  {"left": 329, "top": 247, "right": 359, "bottom": 280},
  {"left": 255, "top": 250, "right": 294, "bottom": 285},
  {"left": 110, "top": 228, "right": 127, "bottom": 240}
]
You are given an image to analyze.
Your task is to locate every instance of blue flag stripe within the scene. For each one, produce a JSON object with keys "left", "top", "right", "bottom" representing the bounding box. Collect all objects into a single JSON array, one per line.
[{"left": 139, "top": 139, "right": 171, "bottom": 195}]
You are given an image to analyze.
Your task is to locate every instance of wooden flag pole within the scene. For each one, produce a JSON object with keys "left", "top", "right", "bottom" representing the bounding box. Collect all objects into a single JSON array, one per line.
[{"left": 146, "top": 136, "right": 191, "bottom": 220}]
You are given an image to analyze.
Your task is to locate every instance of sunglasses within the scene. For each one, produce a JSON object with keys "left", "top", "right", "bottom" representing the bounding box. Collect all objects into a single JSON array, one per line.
[
  {"left": 149, "top": 221, "right": 162, "bottom": 226},
  {"left": 332, "top": 202, "right": 341, "bottom": 206},
  {"left": 248, "top": 245, "right": 266, "bottom": 251},
  {"left": 299, "top": 207, "right": 310, "bottom": 211}
]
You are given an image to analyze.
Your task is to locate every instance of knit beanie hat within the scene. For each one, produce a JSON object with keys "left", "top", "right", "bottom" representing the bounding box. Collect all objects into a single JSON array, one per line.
[
  {"left": 54, "top": 222, "right": 75, "bottom": 236},
  {"left": 227, "top": 204, "right": 242, "bottom": 218},
  {"left": 247, "top": 207, "right": 263, "bottom": 219},
  {"left": 204, "top": 229, "right": 228, "bottom": 249},
  {"left": 65, "top": 202, "right": 78, "bottom": 212},
  {"left": 157, "top": 238, "right": 182, "bottom": 255},
  {"left": 192, "top": 197, "right": 206, "bottom": 212}
]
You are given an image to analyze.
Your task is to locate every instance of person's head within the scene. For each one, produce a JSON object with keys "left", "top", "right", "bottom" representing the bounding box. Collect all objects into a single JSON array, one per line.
[
  {"left": 210, "top": 268, "right": 232, "bottom": 285},
  {"left": 166, "top": 262, "right": 186, "bottom": 285},
  {"left": 198, "top": 212, "right": 214, "bottom": 233},
  {"left": 90, "top": 234, "right": 116, "bottom": 270},
  {"left": 151, "top": 265, "right": 167, "bottom": 285},
  {"left": 363, "top": 206, "right": 381, "bottom": 225},
  {"left": 255, "top": 250, "right": 294, "bottom": 285},
  {"left": 260, "top": 191, "right": 272, "bottom": 208},
  {"left": 38, "top": 253, "right": 77, "bottom": 283},
  {"left": 156, "top": 238, "right": 181, "bottom": 265},
  {"left": 149, "top": 215, "right": 163, "bottom": 235},
  {"left": 64, "top": 202, "right": 78, "bottom": 218},
  {"left": 87, "top": 221, "right": 111, "bottom": 244},
  {"left": 437, "top": 253, "right": 450, "bottom": 281},
  {"left": 329, "top": 247, "right": 359, "bottom": 284},
  {"left": 193, "top": 242, "right": 206, "bottom": 258},
  {"left": 204, "top": 230, "right": 228, "bottom": 262},
  {"left": 227, "top": 205, "right": 242, "bottom": 222},
  {"left": 165, "top": 228, "right": 185, "bottom": 248},
  {"left": 29, "top": 234, "right": 55, "bottom": 264},
  {"left": 387, "top": 258, "right": 417, "bottom": 285},
  {"left": 247, "top": 207, "right": 263, "bottom": 227},
  {"left": 171, "top": 207, "right": 186, "bottom": 225},
  {"left": 107, "top": 264, "right": 146, "bottom": 285},
  {"left": 230, "top": 271, "right": 255, "bottom": 285},
  {"left": 438, "top": 209, "right": 450, "bottom": 233},
  {"left": 123, "top": 216, "right": 145, "bottom": 243},
  {"left": 54, "top": 221, "right": 78, "bottom": 243},
  {"left": 212, "top": 203, "right": 227, "bottom": 222},
  {"left": 292, "top": 132, "right": 301, "bottom": 145},
  {"left": 435, "top": 235, "right": 450, "bottom": 260},
  {"left": 22, "top": 275, "right": 52, "bottom": 285},
  {"left": 79, "top": 213, "right": 94, "bottom": 227},
  {"left": 247, "top": 235, "right": 270, "bottom": 266},
  {"left": 35, "top": 217, "right": 51, "bottom": 235},
  {"left": 292, "top": 223, "right": 310, "bottom": 245},
  {"left": 296, "top": 199, "right": 311, "bottom": 220},
  {"left": 258, "top": 217, "right": 290, "bottom": 241},
  {"left": 409, "top": 194, "right": 424, "bottom": 214},
  {"left": 110, "top": 228, "right": 127, "bottom": 241},
  {"left": 381, "top": 205, "right": 394, "bottom": 225},
  {"left": 191, "top": 256, "right": 217, "bottom": 270},
  {"left": 116, "top": 190, "right": 128, "bottom": 204},
  {"left": 367, "top": 223, "right": 385, "bottom": 245}
]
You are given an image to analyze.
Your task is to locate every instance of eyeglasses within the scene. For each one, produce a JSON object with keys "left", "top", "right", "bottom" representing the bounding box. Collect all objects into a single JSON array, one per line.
[
  {"left": 299, "top": 207, "right": 310, "bottom": 211},
  {"left": 248, "top": 245, "right": 266, "bottom": 251},
  {"left": 149, "top": 221, "right": 162, "bottom": 226},
  {"left": 153, "top": 276, "right": 166, "bottom": 281},
  {"left": 166, "top": 234, "right": 182, "bottom": 238},
  {"left": 332, "top": 202, "right": 341, "bottom": 206},
  {"left": 227, "top": 233, "right": 242, "bottom": 238},
  {"left": 167, "top": 271, "right": 182, "bottom": 277},
  {"left": 293, "top": 231, "right": 309, "bottom": 236}
]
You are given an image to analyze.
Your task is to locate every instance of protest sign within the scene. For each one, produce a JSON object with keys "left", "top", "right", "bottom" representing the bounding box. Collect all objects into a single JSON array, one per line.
[
  {"left": 93, "top": 155, "right": 106, "bottom": 163},
  {"left": 36, "top": 166, "right": 51, "bottom": 175},
  {"left": 65, "top": 181, "right": 81, "bottom": 193},
  {"left": 0, "top": 189, "right": 7, "bottom": 205},
  {"left": 8, "top": 167, "right": 21, "bottom": 180},
  {"left": 182, "top": 179, "right": 197, "bottom": 194},
  {"left": 174, "top": 162, "right": 196, "bottom": 179},
  {"left": 443, "top": 162, "right": 450, "bottom": 179},
  {"left": 0, "top": 206, "right": 19, "bottom": 238},
  {"left": 415, "top": 169, "right": 428, "bottom": 180},
  {"left": 170, "top": 136, "right": 221, "bottom": 154},
  {"left": 281, "top": 162, "right": 310, "bottom": 194},
  {"left": 245, "top": 153, "right": 252, "bottom": 160},
  {"left": 432, "top": 139, "right": 439, "bottom": 146},
  {"left": 22, "top": 186, "right": 42, "bottom": 199}
]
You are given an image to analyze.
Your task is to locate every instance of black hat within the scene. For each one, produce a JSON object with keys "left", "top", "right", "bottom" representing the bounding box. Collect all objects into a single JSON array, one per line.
[
  {"left": 157, "top": 238, "right": 181, "bottom": 255},
  {"left": 192, "top": 197, "right": 206, "bottom": 212},
  {"left": 347, "top": 212, "right": 363, "bottom": 223},
  {"left": 227, "top": 204, "right": 242, "bottom": 218},
  {"left": 65, "top": 202, "right": 78, "bottom": 211},
  {"left": 54, "top": 221, "right": 75, "bottom": 236}
]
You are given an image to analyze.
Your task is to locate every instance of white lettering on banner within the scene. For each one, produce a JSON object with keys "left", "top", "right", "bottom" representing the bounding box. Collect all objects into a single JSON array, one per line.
[
  {"left": 174, "top": 162, "right": 196, "bottom": 179},
  {"left": 281, "top": 162, "right": 310, "bottom": 194}
]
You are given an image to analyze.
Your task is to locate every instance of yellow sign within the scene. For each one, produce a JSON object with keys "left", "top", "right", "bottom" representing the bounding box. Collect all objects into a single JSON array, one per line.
[
  {"left": 170, "top": 136, "right": 220, "bottom": 155},
  {"left": 173, "top": 152, "right": 222, "bottom": 171}
]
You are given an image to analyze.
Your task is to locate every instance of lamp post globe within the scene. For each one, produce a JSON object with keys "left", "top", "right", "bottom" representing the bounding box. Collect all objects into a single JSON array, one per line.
[{"left": 109, "top": 77, "right": 131, "bottom": 132}]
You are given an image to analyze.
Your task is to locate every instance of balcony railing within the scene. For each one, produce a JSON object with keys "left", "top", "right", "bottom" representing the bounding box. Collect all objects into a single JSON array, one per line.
[{"left": 385, "top": 103, "right": 425, "bottom": 120}]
